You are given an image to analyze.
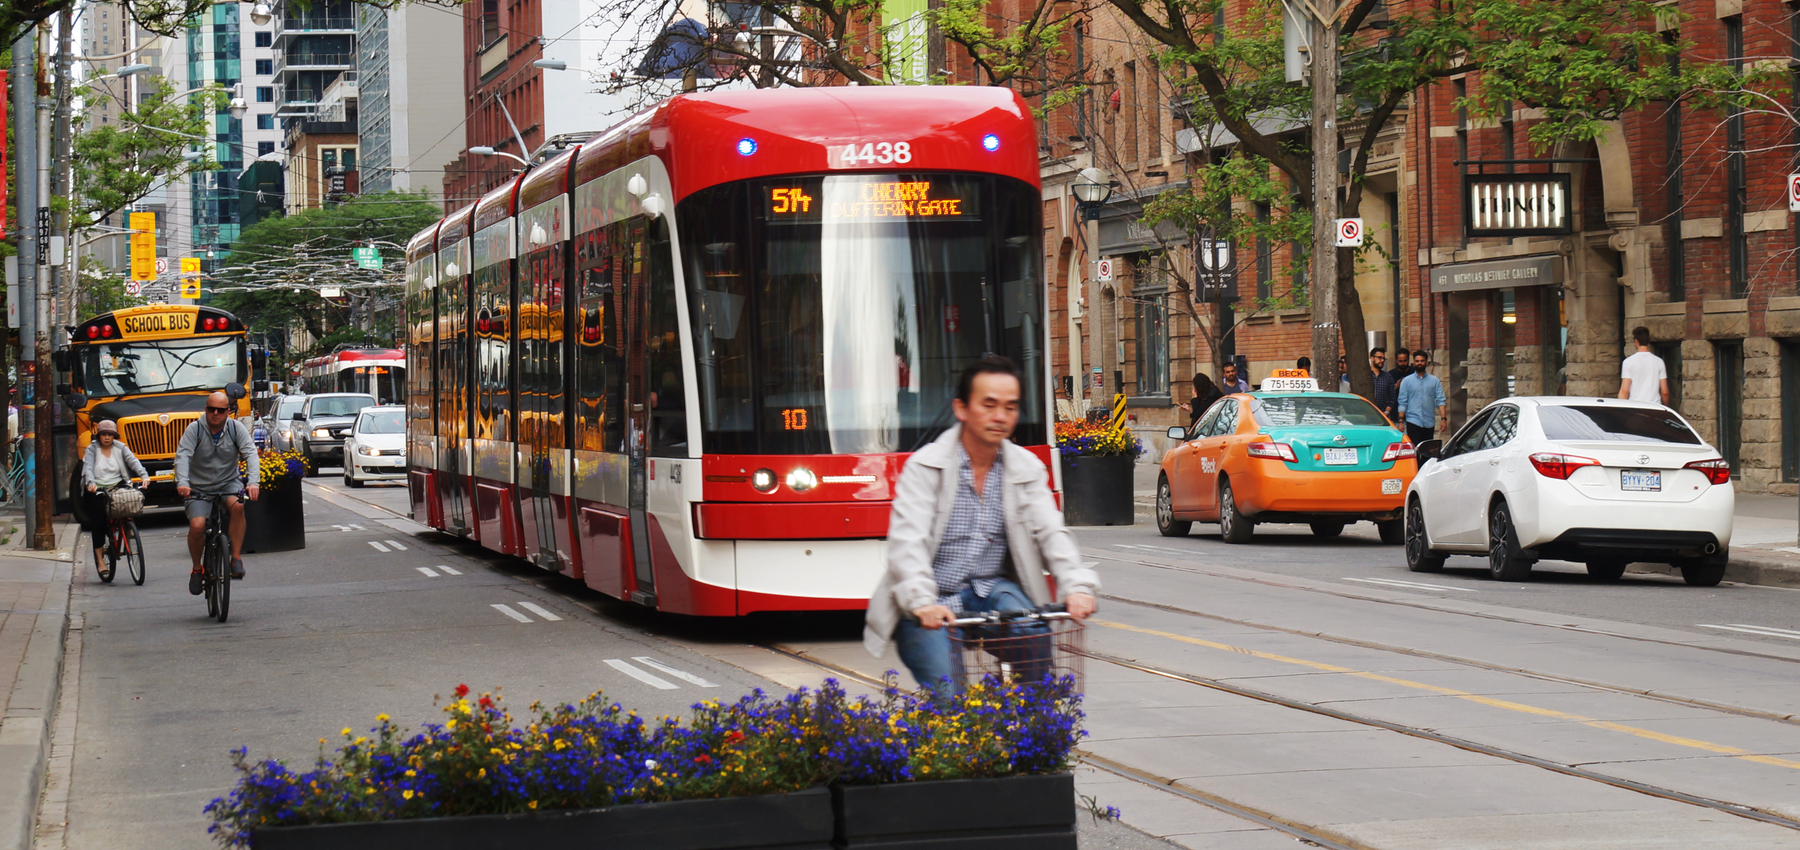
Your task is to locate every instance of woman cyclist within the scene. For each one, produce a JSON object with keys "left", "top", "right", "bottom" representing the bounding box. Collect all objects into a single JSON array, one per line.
[{"left": 82, "top": 420, "right": 147, "bottom": 576}]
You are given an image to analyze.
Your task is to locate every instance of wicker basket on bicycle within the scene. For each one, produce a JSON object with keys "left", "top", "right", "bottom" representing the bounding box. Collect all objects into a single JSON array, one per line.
[
  {"left": 946, "top": 611, "right": 1085, "bottom": 690},
  {"left": 105, "top": 487, "right": 145, "bottom": 520}
]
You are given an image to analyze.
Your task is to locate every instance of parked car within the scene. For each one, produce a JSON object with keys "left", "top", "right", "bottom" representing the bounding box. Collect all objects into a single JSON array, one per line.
[
  {"left": 293, "top": 393, "right": 376, "bottom": 467},
  {"left": 342, "top": 405, "right": 406, "bottom": 487},
  {"left": 1404, "top": 398, "right": 1734, "bottom": 586},
  {"left": 1155, "top": 379, "right": 1417, "bottom": 544},
  {"left": 264, "top": 394, "right": 306, "bottom": 452}
]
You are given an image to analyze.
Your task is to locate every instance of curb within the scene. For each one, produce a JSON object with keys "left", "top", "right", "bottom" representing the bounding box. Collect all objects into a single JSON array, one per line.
[
  {"left": 1124, "top": 499, "right": 1800, "bottom": 589},
  {"left": 0, "top": 521, "right": 77, "bottom": 850}
]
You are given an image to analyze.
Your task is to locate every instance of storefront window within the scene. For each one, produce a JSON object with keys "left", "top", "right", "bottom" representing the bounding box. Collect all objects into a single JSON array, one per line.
[{"left": 1495, "top": 288, "right": 1516, "bottom": 399}]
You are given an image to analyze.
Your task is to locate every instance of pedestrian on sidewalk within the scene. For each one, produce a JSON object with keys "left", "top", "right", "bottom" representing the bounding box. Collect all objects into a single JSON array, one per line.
[
  {"left": 1396, "top": 350, "right": 1447, "bottom": 445},
  {"left": 1367, "top": 347, "right": 1397, "bottom": 420},
  {"left": 864, "top": 355, "right": 1099, "bottom": 691},
  {"left": 1618, "top": 326, "right": 1669, "bottom": 406},
  {"left": 1221, "top": 361, "right": 1249, "bottom": 394},
  {"left": 1389, "top": 347, "right": 1411, "bottom": 386},
  {"left": 80, "top": 420, "right": 147, "bottom": 572},
  {"left": 1177, "top": 372, "right": 1224, "bottom": 431},
  {"left": 1337, "top": 356, "right": 1350, "bottom": 392},
  {"left": 1295, "top": 356, "right": 1312, "bottom": 376}
]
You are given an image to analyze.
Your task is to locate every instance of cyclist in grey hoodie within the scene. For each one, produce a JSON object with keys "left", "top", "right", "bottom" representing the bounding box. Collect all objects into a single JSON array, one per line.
[{"left": 175, "top": 391, "right": 259, "bottom": 594}]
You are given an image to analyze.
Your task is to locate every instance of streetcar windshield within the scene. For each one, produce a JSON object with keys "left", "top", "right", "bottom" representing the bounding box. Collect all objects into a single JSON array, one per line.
[
  {"left": 79, "top": 336, "right": 239, "bottom": 397},
  {"left": 678, "top": 173, "right": 1044, "bottom": 454}
]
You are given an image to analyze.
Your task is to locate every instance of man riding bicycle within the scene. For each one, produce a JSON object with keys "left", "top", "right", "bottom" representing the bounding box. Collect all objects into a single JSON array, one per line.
[{"left": 175, "top": 391, "right": 259, "bottom": 595}]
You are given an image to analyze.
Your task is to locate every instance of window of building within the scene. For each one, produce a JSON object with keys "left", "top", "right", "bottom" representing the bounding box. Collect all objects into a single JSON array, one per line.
[
  {"left": 254, "top": 31, "right": 271, "bottom": 47},
  {"left": 258, "top": 141, "right": 276, "bottom": 156},
  {"left": 1134, "top": 261, "right": 1170, "bottom": 397},
  {"left": 1715, "top": 340, "right": 1743, "bottom": 474},
  {"left": 481, "top": 0, "right": 501, "bottom": 44},
  {"left": 256, "top": 113, "right": 274, "bottom": 130},
  {"left": 1664, "top": 42, "right": 1685, "bottom": 301},
  {"left": 1255, "top": 202, "right": 1272, "bottom": 301},
  {"left": 255, "top": 58, "right": 272, "bottom": 75},
  {"left": 256, "top": 86, "right": 274, "bottom": 102},
  {"left": 1725, "top": 16, "right": 1747, "bottom": 298}
]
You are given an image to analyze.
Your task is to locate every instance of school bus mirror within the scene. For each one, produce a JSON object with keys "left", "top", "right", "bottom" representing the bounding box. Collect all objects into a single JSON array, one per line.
[
  {"left": 63, "top": 393, "right": 87, "bottom": 411},
  {"left": 226, "top": 382, "right": 247, "bottom": 401},
  {"left": 50, "top": 350, "right": 69, "bottom": 371},
  {"left": 253, "top": 380, "right": 270, "bottom": 394}
]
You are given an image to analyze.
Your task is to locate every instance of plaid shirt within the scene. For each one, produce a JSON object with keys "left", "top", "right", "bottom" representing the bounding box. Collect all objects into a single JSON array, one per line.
[{"left": 929, "top": 445, "right": 1008, "bottom": 613}]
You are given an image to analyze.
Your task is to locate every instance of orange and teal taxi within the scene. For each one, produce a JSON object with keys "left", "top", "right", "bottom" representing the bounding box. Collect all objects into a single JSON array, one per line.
[{"left": 1154, "top": 372, "right": 1418, "bottom": 544}]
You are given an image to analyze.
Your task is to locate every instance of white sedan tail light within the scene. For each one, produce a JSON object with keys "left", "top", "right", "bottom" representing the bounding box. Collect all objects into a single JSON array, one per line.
[
  {"left": 1247, "top": 442, "right": 1299, "bottom": 462},
  {"left": 1382, "top": 442, "right": 1415, "bottom": 462},
  {"left": 1683, "top": 458, "right": 1732, "bottom": 485},
  {"left": 1529, "top": 451, "right": 1601, "bottom": 480}
]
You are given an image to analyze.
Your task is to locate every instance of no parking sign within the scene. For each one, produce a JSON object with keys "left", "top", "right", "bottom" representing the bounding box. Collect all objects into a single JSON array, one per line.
[
  {"left": 1334, "top": 218, "right": 1364, "bottom": 248},
  {"left": 1788, "top": 174, "right": 1800, "bottom": 213}
]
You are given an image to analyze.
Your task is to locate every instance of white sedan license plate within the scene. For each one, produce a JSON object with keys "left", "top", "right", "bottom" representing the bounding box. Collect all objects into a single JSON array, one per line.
[
  {"left": 1382, "top": 478, "right": 1403, "bottom": 495},
  {"left": 1621, "top": 469, "right": 1661, "bottom": 492},
  {"left": 1322, "top": 448, "right": 1357, "bottom": 466}
]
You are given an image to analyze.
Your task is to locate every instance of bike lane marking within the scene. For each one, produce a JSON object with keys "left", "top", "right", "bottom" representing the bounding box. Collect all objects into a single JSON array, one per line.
[
  {"left": 490, "top": 604, "right": 532, "bottom": 623},
  {"left": 604, "top": 659, "right": 678, "bottom": 689},
  {"left": 1093, "top": 618, "right": 1800, "bottom": 771}
]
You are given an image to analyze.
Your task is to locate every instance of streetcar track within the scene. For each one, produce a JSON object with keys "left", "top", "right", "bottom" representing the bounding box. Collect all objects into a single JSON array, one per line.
[{"left": 1095, "top": 551, "right": 1800, "bottom": 725}]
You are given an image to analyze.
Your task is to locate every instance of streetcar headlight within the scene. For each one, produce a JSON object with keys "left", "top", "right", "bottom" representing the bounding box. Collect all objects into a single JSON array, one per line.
[
  {"left": 751, "top": 468, "right": 778, "bottom": 493},
  {"left": 785, "top": 468, "right": 817, "bottom": 493},
  {"left": 312, "top": 428, "right": 331, "bottom": 438}
]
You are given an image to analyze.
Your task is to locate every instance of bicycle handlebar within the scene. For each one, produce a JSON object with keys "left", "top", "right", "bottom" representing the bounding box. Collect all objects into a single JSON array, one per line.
[{"left": 947, "top": 605, "right": 1074, "bottom": 627}]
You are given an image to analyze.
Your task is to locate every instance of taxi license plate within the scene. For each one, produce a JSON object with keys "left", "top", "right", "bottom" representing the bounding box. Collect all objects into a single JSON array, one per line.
[
  {"left": 1322, "top": 448, "right": 1357, "bottom": 465},
  {"left": 1382, "top": 478, "right": 1403, "bottom": 495},
  {"left": 1621, "top": 469, "right": 1661, "bottom": 492}
]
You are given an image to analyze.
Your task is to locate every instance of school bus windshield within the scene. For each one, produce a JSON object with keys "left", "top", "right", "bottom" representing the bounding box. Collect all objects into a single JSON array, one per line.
[{"left": 79, "top": 336, "right": 240, "bottom": 397}]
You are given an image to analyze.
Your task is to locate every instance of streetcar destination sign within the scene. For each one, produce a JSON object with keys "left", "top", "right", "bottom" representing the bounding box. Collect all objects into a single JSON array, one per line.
[{"left": 767, "top": 179, "right": 980, "bottom": 222}]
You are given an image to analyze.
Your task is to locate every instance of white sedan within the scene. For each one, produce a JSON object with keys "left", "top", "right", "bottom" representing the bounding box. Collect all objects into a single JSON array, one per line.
[
  {"left": 342, "top": 405, "right": 407, "bottom": 488},
  {"left": 1404, "top": 397, "right": 1733, "bottom": 586}
]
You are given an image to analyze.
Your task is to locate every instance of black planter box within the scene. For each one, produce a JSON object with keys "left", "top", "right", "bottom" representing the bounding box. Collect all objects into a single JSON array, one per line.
[
  {"left": 252, "top": 787, "right": 833, "bottom": 850},
  {"left": 1059, "top": 454, "right": 1136, "bottom": 527},
  {"left": 833, "top": 773, "right": 1075, "bottom": 850},
  {"left": 242, "top": 481, "right": 306, "bottom": 553}
]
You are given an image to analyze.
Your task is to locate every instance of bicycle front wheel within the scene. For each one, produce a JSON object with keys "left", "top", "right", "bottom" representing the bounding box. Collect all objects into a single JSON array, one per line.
[
  {"left": 204, "top": 537, "right": 221, "bottom": 619},
  {"left": 125, "top": 522, "right": 145, "bottom": 586},
  {"left": 214, "top": 532, "right": 232, "bottom": 623}
]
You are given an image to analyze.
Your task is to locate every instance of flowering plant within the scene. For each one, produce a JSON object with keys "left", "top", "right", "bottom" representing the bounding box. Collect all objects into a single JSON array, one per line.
[
  {"left": 204, "top": 676, "right": 1083, "bottom": 847},
  {"left": 243, "top": 448, "right": 310, "bottom": 493},
  {"left": 1054, "top": 420, "right": 1143, "bottom": 458}
]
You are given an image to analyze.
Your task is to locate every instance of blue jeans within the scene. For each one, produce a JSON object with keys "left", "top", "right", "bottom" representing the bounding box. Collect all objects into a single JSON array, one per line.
[{"left": 895, "top": 579, "right": 1048, "bottom": 691}]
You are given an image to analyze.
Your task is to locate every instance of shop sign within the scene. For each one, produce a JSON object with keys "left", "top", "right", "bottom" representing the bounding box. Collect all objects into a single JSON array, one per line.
[
  {"left": 1463, "top": 173, "right": 1572, "bottom": 238},
  {"left": 1429, "top": 255, "right": 1563, "bottom": 293}
]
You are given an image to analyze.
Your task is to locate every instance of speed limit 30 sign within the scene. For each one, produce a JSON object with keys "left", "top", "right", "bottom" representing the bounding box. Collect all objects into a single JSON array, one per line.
[{"left": 1334, "top": 218, "right": 1364, "bottom": 247}]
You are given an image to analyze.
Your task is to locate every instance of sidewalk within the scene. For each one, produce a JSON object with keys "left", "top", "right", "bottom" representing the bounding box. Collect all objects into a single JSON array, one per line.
[
  {"left": 0, "top": 509, "right": 77, "bottom": 850},
  {"left": 1128, "top": 460, "right": 1800, "bottom": 588}
]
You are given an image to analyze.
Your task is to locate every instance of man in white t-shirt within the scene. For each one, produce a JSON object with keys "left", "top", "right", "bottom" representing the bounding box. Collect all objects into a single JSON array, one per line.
[{"left": 1618, "top": 326, "right": 1669, "bottom": 406}]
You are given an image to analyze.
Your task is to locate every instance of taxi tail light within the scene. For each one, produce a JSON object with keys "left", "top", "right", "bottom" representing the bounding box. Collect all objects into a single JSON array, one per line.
[
  {"left": 1247, "top": 442, "right": 1298, "bottom": 463},
  {"left": 1529, "top": 452, "right": 1600, "bottom": 480},
  {"left": 1382, "top": 442, "right": 1415, "bottom": 462},
  {"left": 1684, "top": 458, "right": 1732, "bottom": 485}
]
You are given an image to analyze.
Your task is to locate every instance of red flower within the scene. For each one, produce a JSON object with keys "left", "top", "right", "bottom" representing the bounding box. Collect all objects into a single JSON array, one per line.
[
  {"left": 454, "top": 684, "right": 470, "bottom": 698},
  {"left": 479, "top": 696, "right": 494, "bottom": 708},
  {"left": 694, "top": 755, "right": 712, "bottom": 764},
  {"left": 723, "top": 731, "right": 744, "bottom": 745}
]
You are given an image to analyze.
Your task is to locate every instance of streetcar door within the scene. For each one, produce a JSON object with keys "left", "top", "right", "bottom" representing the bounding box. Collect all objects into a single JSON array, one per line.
[{"left": 622, "top": 218, "right": 657, "bottom": 606}]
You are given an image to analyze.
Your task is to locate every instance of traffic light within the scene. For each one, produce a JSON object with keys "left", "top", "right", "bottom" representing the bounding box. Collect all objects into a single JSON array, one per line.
[{"left": 180, "top": 278, "right": 202, "bottom": 299}]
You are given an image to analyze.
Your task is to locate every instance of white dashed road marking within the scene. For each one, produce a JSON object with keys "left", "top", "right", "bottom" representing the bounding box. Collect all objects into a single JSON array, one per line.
[
  {"left": 491, "top": 604, "right": 533, "bottom": 623},
  {"left": 368, "top": 541, "right": 390, "bottom": 553},
  {"left": 515, "top": 601, "right": 562, "bottom": 621},
  {"left": 1697, "top": 623, "right": 1800, "bottom": 641},
  {"left": 604, "top": 659, "right": 678, "bottom": 689},
  {"left": 1113, "top": 544, "right": 1194, "bottom": 556},
  {"left": 384, "top": 539, "right": 408, "bottom": 551},
  {"left": 436, "top": 565, "right": 462, "bottom": 575},
  {"left": 633, "top": 657, "right": 718, "bottom": 688},
  {"left": 416, "top": 567, "right": 440, "bottom": 578},
  {"left": 1345, "top": 577, "right": 1476, "bottom": 593}
]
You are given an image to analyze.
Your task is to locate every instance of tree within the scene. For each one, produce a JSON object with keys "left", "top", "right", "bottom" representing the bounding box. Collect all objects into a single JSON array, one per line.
[
  {"left": 209, "top": 192, "right": 440, "bottom": 349},
  {"left": 73, "top": 256, "right": 141, "bottom": 319},
  {"left": 72, "top": 76, "right": 221, "bottom": 228},
  {"left": 1111, "top": 0, "right": 1725, "bottom": 398}
]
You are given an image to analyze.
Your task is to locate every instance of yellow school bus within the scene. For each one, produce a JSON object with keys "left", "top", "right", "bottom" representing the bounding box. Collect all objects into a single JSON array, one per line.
[{"left": 56, "top": 305, "right": 253, "bottom": 503}]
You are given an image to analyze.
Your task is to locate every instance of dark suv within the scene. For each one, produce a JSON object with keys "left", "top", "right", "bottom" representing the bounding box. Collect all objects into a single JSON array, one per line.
[{"left": 294, "top": 393, "right": 376, "bottom": 466}]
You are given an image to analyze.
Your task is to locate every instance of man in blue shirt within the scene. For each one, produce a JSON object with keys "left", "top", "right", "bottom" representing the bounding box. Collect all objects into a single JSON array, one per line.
[{"left": 1395, "top": 349, "right": 1447, "bottom": 445}]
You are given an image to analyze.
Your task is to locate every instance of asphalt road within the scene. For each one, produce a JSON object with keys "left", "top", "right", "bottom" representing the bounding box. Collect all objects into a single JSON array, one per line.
[{"left": 39, "top": 475, "right": 1800, "bottom": 849}]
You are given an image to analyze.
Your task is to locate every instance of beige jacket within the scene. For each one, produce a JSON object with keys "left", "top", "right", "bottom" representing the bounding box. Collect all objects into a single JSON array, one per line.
[{"left": 863, "top": 425, "right": 1099, "bottom": 657}]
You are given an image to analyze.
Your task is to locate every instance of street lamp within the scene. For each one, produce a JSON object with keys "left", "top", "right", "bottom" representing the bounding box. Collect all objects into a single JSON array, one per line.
[
  {"left": 1071, "top": 167, "right": 1113, "bottom": 221},
  {"left": 248, "top": 2, "right": 273, "bottom": 25},
  {"left": 532, "top": 59, "right": 567, "bottom": 71},
  {"left": 469, "top": 146, "right": 530, "bottom": 167},
  {"left": 114, "top": 69, "right": 249, "bottom": 121},
  {"left": 114, "top": 63, "right": 152, "bottom": 78}
]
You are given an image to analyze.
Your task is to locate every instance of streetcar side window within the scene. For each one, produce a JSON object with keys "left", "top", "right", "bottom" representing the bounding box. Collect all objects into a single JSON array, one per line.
[
  {"left": 646, "top": 217, "right": 688, "bottom": 458},
  {"left": 573, "top": 208, "right": 625, "bottom": 454}
]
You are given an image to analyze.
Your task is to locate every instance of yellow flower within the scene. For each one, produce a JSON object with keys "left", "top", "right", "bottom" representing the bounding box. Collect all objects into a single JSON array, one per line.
[
  {"left": 405, "top": 770, "right": 416, "bottom": 778},
  {"left": 376, "top": 714, "right": 390, "bottom": 722},
  {"left": 478, "top": 768, "right": 487, "bottom": 778},
  {"left": 528, "top": 801, "right": 538, "bottom": 810},
  {"left": 402, "top": 790, "right": 415, "bottom": 800},
  {"left": 341, "top": 728, "right": 352, "bottom": 737}
]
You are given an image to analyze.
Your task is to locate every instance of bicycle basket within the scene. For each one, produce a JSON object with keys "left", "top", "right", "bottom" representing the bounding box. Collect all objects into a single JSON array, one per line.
[
  {"left": 105, "top": 487, "right": 144, "bottom": 519},
  {"left": 946, "top": 618, "right": 1085, "bottom": 690}
]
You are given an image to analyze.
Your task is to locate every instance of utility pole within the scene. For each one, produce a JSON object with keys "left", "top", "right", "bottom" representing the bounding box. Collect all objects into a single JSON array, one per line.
[
  {"left": 52, "top": 7, "right": 73, "bottom": 338},
  {"left": 1308, "top": 0, "right": 1341, "bottom": 394},
  {"left": 12, "top": 28, "right": 46, "bottom": 547},
  {"left": 33, "top": 21, "right": 56, "bottom": 549}
]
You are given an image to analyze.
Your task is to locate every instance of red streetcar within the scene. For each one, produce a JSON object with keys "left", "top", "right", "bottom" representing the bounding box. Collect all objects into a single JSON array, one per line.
[
  {"left": 300, "top": 347, "right": 407, "bottom": 403},
  {"left": 404, "top": 86, "right": 1052, "bottom": 615}
]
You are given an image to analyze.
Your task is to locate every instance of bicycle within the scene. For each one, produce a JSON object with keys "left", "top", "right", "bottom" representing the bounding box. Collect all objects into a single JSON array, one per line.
[
  {"left": 189, "top": 492, "right": 235, "bottom": 623},
  {"left": 945, "top": 604, "right": 1085, "bottom": 690},
  {"left": 0, "top": 438, "right": 27, "bottom": 510},
  {"left": 93, "top": 484, "right": 147, "bottom": 586}
]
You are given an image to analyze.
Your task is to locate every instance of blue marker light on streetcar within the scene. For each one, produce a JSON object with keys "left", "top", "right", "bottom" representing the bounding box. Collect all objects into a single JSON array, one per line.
[
  {"left": 981, "top": 134, "right": 1001, "bottom": 152},
  {"left": 737, "top": 138, "right": 758, "bottom": 156}
]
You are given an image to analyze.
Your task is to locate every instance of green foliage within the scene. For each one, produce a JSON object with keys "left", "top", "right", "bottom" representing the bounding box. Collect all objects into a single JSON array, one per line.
[
  {"left": 72, "top": 76, "right": 222, "bottom": 227},
  {"left": 74, "top": 257, "right": 142, "bottom": 320}
]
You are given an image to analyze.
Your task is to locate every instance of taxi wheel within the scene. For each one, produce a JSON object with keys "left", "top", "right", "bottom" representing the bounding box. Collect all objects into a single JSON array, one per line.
[
  {"left": 1219, "top": 478, "right": 1253, "bottom": 544},
  {"left": 1377, "top": 519, "right": 1404, "bottom": 545},
  {"left": 1405, "top": 496, "right": 1446, "bottom": 572},
  {"left": 1155, "top": 476, "right": 1191, "bottom": 538},
  {"left": 1309, "top": 521, "right": 1345, "bottom": 539}
]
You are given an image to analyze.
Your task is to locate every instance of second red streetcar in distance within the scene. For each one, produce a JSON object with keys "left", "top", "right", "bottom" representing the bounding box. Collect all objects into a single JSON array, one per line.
[{"left": 406, "top": 86, "right": 1051, "bottom": 616}]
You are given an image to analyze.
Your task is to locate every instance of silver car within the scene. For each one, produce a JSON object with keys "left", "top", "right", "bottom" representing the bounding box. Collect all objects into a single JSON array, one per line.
[{"left": 264, "top": 395, "right": 306, "bottom": 452}]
